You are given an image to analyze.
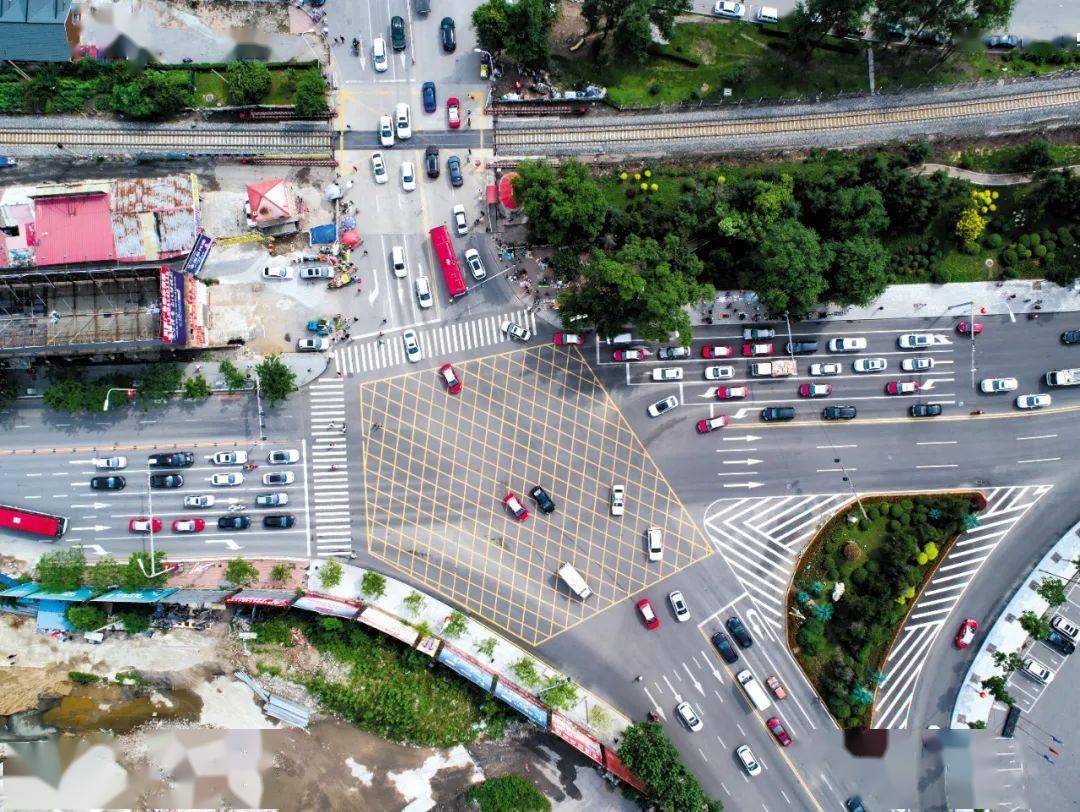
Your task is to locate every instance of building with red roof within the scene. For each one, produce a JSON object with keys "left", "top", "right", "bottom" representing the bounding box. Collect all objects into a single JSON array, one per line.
[{"left": 246, "top": 178, "right": 300, "bottom": 236}]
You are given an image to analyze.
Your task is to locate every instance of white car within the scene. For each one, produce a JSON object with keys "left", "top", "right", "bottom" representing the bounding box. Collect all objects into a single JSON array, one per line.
[
  {"left": 646, "top": 527, "right": 663, "bottom": 561},
  {"left": 853, "top": 357, "right": 887, "bottom": 373},
  {"left": 1016, "top": 393, "right": 1051, "bottom": 409},
  {"left": 184, "top": 494, "right": 215, "bottom": 508},
  {"left": 736, "top": 745, "right": 762, "bottom": 777},
  {"left": 212, "top": 450, "right": 248, "bottom": 465},
  {"left": 980, "top": 377, "right": 1018, "bottom": 393},
  {"left": 378, "top": 114, "right": 394, "bottom": 147},
  {"left": 464, "top": 248, "right": 486, "bottom": 280},
  {"left": 394, "top": 102, "right": 412, "bottom": 139},
  {"left": 403, "top": 328, "right": 423, "bottom": 363},
  {"left": 372, "top": 36, "right": 388, "bottom": 72},
  {"left": 401, "top": 161, "right": 416, "bottom": 192},
  {"left": 901, "top": 357, "right": 934, "bottom": 372},
  {"left": 647, "top": 395, "right": 678, "bottom": 417},
  {"left": 371, "top": 151, "right": 388, "bottom": 184},
  {"left": 610, "top": 484, "right": 625, "bottom": 517},
  {"left": 652, "top": 367, "right": 683, "bottom": 382},
  {"left": 890, "top": 381, "right": 920, "bottom": 395},
  {"left": 262, "top": 266, "right": 294, "bottom": 280},
  {"left": 452, "top": 203, "right": 468, "bottom": 235},
  {"left": 809, "top": 363, "right": 841, "bottom": 376},
  {"left": 415, "top": 276, "right": 433, "bottom": 309},
  {"left": 211, "top": 472, "right": 244, "bottom": 487},
  {"left": 898, "top": 333, "right": 934, "bottom": 350},
  {"left": 391, "top": 245, "right": 407, "bottom": 278},
  {"left": 502, "top": 321, "right": 531, "bottom": 342},
  {"left": 94, "top": 456, "right": 127, "bottom": 469},
  {"left": 1022, "top": 657, "right": 1055, "bottom": 684},
  {"left": 297, "top": 337, "right": 331, "bottom": 352},
  {"left": 828, "top": 337, "right": 867, "bottom": 353},
  {"left": 668, "top": 590, "right": 690, "bottom": 621},
  {"left": 714, "top": 0, "right": 744, "bottom": 18},
  {"left": 704, "top": 365, "right": 734, "bottom": 380},
  {"left": 676, "top": 701, "right": 703, "bottom": 732},
  {"left": 263, "top": 471, "right": 295, "bottom": 486},
  {"left": 267, "top": 449, "right": 300, "bottom": 464}
]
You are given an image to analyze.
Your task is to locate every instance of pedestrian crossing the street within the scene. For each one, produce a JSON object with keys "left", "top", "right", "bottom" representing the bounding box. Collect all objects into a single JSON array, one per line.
[
  {"left": 331, "top": 309, "right": 539, "bottom": 375},
  {"left": 875, "top": 484, "right": 1051, "bottom": 729},
  {"left": 307, "top": 379, "right": 353, "bottom": 557}
]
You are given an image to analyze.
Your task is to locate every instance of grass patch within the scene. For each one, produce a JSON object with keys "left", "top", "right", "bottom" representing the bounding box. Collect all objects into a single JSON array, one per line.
[
  {"left": 936, "top": 143, "right": 1080, "bottom": 174},
  {"left": 193, "top": 68, "right": 296, "bottom": 108},
  {"left": 467, "top": 775, "right": 551, "bottom": 812}
]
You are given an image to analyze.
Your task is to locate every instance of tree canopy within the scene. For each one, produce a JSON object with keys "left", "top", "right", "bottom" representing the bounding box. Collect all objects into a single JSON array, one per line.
[
  {"left": 513, "top": 160, "right": 610, "bottom": 249},
  {"left": 617, "top": 721, "right": 720, "bottom": 811},
  {"left": 255, "top": 355, "right": 298, "bottom": 406},
  {"left": 472, "top": 0, "right": 559, "bottom": 70},
  {"left": 583, "top": 0, "right": 692, "bottom": 62},
  {"left": 225, "top": 60, "right": 272, "bottom": 106}
]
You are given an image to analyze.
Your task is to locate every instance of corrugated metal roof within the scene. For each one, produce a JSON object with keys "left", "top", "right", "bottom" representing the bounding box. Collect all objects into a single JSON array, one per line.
[
  {"left": 0, "top": 582, "right": 40, "bottom": 598},
  {"left": 34, "top": 193, "right": 117, "bottom": 265},
  {"left": 91, "top": 588, "right": 178, "bottom": 604},
  {"left": 158, "top": 588, "right": 237, "bottom": 605},
  {"left": 26, "top": 586, "right": 95, "bottom": 602},
  {"left": 0, "top": 0, "right": 71, "bottom": 24},
  {"left": 0, "top": 24, "right": 69, "bottom": 61}
]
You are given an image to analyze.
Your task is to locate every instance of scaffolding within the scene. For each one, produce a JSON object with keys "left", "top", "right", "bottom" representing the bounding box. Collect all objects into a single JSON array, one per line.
[{"left": 0, "top": 266, "right": 163, "bottom": 356}]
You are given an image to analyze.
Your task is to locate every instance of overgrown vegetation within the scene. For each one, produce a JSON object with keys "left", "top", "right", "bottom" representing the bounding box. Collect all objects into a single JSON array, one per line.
[
  {"left": 254, "top": 354, "right": 298, "bottom": 406},
  {"left": 467, "top": 775, "right": 551, "bottom": 812},
  {"left": 225, "top": 558, "right": 259, "bottom": 587},
  {"left": 618, "top": 720, "right": 720, "bottom": 811},
  {"left": 66, "top": 604, "right": 107, "bottom": 631},
  {"left": 790, "top": 494, "right": 982, "bottom": 728}
]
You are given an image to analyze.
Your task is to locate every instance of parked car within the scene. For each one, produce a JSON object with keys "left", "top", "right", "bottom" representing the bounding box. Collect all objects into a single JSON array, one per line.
[
  {"left": 669, "top": 590, "right": 690, "bottom": 621},
  {"left": 424, "top": 145, "right": 440, "bottom": 178},
  {"left": 1045, "top": 629, "right": 1076, "bottom": 656},
  {"left": 378, "top": 114, "right": 394, "bottom": 147},
  {"left": 980, "top": 377, "right": 1018, "bottom": 393},
  {"left": 761, "top": 406, "right": 795, "bottom": 421},
  {"left": 394, "top": 102, "right": 412, "bottom": 139},
  {"left": 658, "top": 346, "right": 691, "bottom": 360},
  {"left": 452, "top": 203, "right": 468, "bottom": 234},
  {"left": 370, "top": 151, "right": 388, "bottom": 184},
  {"left": 440, "top": 17, "right": 456, "bottom": 52},
  {"left": 955, "top": 618, "right": 978, "bottom": 648},
  {"left": 648, "top": 395, "right": 678, "bottom": 417},
  {"left": 297, "top": 337, "right": 331, "bottom": 352},
  {"left": 742, "top": 327, "right": 775, "bottom": 340},
  {"left": 554, "top": 333, "right": 583, "bottom": 346},
  {"left": 786, "top": 341, "right": 818, "bottom": 355},
  {"left": 503, "top": 492, "right": 528, "bottom": 521},
  {"left": 704, "top": 365, "right": 734, "bottom": 380},
  {"left": 464, "top": 248, "right": 486, "bottom": 280},
  {"left": 262, "top": 266, "right": 294, "bottom": 281},
  {"left": 986, "top": 33, "right": 1019, "bottom": 48},
  {"left": 910, "top": 403, "right": 943, "bottom": 417},
  {"left": 401, "top": 161, "right": 417, "bottom": 192},
  {"left": 613, "top": 348, "right": 647, "bottom": 361},
  {"left": 299, "top": 266, "right": 333, "bottom": 280},
  {"left": 1051, "top": 614, "right": 1079, "bottom": 640},
  {"left": 390, "top": 15, "right": 407, "bottom": 50},
  {"left": 713, "top": 0, "right": 745, "bottom": 18},
  {"left": 886, "top": 380, "right": 920, "bottom": 395},
  {"left": 439, "top": 363, "right": 462, "bottom": 394},
  {"left": 726, "top": 616, "right": 753, "bottom": 648},
  {"left": 421, "top": 81, "right": 437, "bottom": 113},
  {"left": 652, "top": 367, "right": 683, "bottom": 382},
  {"left": 697, "top": 415, "right": 729, "bottom": 433},
  {"left": 447, "top": 97, "right": 461, "bottom": 128},
  {"left": 743, "top": 342, "right": 773, "bottom": 357},
  {"left": 94, "top": 456, "right": 127, "bottom": 470},
  {"left": 447, "top": 156, "right": 463, "bottom": 188},
  {"left": 610, "top": 484, "right": 625, "bottom": 516},
  {"left": 701, "top": 344, "right": 732, "bottom": 359},
  {"left": 529, "top": 485, "right": 556, "bottom": 514}
]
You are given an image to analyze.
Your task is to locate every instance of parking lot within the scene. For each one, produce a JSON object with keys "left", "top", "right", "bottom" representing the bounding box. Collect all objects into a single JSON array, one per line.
[
  {"left": 1003, "top": 577, "right": 1080, "bottom": 713},
  {"left": 357, "top": 344, "right": 713, "bottom": 644}
]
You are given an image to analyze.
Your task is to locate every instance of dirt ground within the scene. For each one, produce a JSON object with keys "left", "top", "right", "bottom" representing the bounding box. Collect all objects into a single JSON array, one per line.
[
  {"left": 159, "top": 0, "right": 290, "bottom": 34},
  {"left": 164, "top": 557, "right": 311, "bottom": 591}
]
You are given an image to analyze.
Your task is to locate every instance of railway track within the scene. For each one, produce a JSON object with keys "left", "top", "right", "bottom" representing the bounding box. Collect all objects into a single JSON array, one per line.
[
  {"left": 0, "top": 125, "right": 334, "bottom": 155},
  {"left": 494, "top": 86, "right": 1080, "bottom": 151}
]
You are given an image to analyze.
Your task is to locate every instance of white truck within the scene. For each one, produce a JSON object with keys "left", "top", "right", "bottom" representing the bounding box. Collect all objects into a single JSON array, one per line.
[
  {"left": 558, "top": 563, "right": 593, "bottom": 600},
  {"left": 1046, "top": 368, "right": 1080, "bottom": 387},
  {"left": 749, "top": 359, "right": 797, "bottom": 378}
]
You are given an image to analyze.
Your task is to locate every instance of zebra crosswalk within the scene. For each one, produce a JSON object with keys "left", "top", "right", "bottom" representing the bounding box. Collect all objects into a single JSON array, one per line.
[
  {"left": 330, "top": 309, "right": 539, "bottom": 375},
  {"left": 307, "top": 379, "right": 353, "bottom": 557}
]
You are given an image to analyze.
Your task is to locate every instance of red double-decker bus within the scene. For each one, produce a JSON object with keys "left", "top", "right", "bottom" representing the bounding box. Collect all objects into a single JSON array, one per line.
[
  {"left": 0, "top": 503, "right": 68, "bottom": 540},
  {"left": 429, "top": 225, "right": 467, "bottom": 300}
]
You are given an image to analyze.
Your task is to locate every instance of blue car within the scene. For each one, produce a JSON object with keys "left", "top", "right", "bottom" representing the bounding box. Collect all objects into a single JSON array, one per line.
[
  {"left": 422, "top": 81, "right": 437, "bottom": 113},
  {"left": 307, "top": 319, "right": 332, "bottom": 336}
]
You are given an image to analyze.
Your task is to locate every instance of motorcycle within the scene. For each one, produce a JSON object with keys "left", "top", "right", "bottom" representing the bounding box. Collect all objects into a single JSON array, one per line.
[
  {"left": 1027, "top": 313, "right": 1039, "bottom": 320},
  {"left": 970, "top": 410, "right": 984, "bottom": 416},
  {"left": 646, "top": 711, "right": 660, "bottom": 722},
  {"left": 243, "top": 463, "right": 258, "bottom": 472},
  {"left": 227, "top": 504, "right": 247, "bottom": 513},
  {"left": 351, "top": 38, "right": 359, "bottom": 56}
]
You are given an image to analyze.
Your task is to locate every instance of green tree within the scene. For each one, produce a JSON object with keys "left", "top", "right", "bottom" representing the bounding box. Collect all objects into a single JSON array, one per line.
[
  {"left": 109, "top": 71, "right": 192, "bottom": 120},
  {"left": 182, "top": 373, "right": 213, "bottom": 400},
  {"left": 473, "top": 0, "right": 512, "bottom": 55},
  {"left": 43, "top": 378, "right": 95, "bottom": 414},
  {"left": 255, "top": 355, "right": 297, "bottom": 406},
  {"left": 319, "top": 560, "right": 343, "bottom": 590},
  {"left": 66, "top": 604, "right": 108, "bottom": 631},
  {"left": 980, "top": 675, "right": 1014, "bottom": 706},
  {"left": 37, "top": 548, "right": 86, "bottom": 592},
  {"left": 120, "top": 552, "right": 169, "bottom": 590},
  {"left": 583, "top": 0, "right": 691, "bottom": 59},
  {"left": 752, "top": 220, "right": 830, "bottom": 316},
  {"left": 789, "top": 0, "right": 872, "bottom": 56},
  {"left": 0, "top": 368, "right": 17, "bottom": 408},
  {"left": 1013, "top": 138, "right": 1054, "bottom": 171},
  {"left": 360, "top": 571, "right": 387, "bottom": 601},
  {"left": 873, "top": 0, "right": 1016, "bottom": 50},
  {"left": 225, "top": 60, "right": 273, "bottom": 106},
  {"left": 1036, "top": 577, "right": 1067, "bottom": 607},
  {"left": 139, "top": 363, "right": 184, "bottom": 404},
  {"left": 270, "top": 563, "right": 292, "bottom": 584},
  {"left": 218, "top": 359, "right": 250, "bottom": 392},
  {"left": 514, "top": 160, "right": 609, "bottom": 249},
  {"left": 827, "top": 236, "right": 890, "bottom": 306},
  {"left": 293, "top": 69, "right": 327, "bottom": 117},
  {"left": 511, "top": 657, "right": 542, "bottom": 687},
  {"left": 84, "top": 557, "right": 123, "bottom": 591},
  {"left": 225, "top": 557, "right": 259, "bottom": 587},
  {"left": 443, "top": 610, "right": 468, "bottom": 639},
  {"left": 992, "top": 649, "right": 1026, "bottom": 674},
  {"left": 539, "top": 677, "right": 578, "bottom": 711},
  {"left": 118, "top": 611, "right": 151, "bottom": 634},
  {"left": 716, "top": 174, "right": 796, "bottom": 243},
  {"left": 403, "top": 591, "right": 426, "bottom": 616},
  {"left": 476, "top": 637, "right": 498, "bottom": 658},
  {"left": 467, "top": 775, "right": 551, "bottom": 812},
  {"left": 1018, "top": 610, "right": 1050, "bottom": 640},
  {"left": 617, "top": 721, "right": 717, "bottom": 812},
  {"left": 475, "top": 0, "right": 559, "bottom": 69}
]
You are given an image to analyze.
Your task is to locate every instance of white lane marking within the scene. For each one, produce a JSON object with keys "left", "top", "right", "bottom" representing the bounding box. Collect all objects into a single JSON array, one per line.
[
  {"left": 816, "top": 467, "right": 855, "bottom": 473},
  {"left": 816, "top": 444, "right": 857, "bottom": 449},
  {"left": 915, "top": 464, "right": 959, "bottom": 469},
  {"left": 917, "top": 440, "right": 958, "bottom": 445},
  {"left": 1016, "top": 434, "right": 1056, "bottom": 441},
  {"left": 1017, "top": 457, "right": 1062, "bottom": 464}
]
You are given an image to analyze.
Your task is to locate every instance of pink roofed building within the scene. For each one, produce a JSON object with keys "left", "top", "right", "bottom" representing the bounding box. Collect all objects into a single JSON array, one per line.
[{"left": 246, "top": 178, "right": 301, "bottom": 236}]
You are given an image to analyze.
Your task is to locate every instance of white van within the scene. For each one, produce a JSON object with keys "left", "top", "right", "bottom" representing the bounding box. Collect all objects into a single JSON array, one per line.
[
  {"left": 391, "top": 246, "right": 407, "bottom": 278},
  {"left": 646, "top": 527, "right": 663, "bottom": 561},
  {"left": 736, "top": 669, "right": 773, "bottom": 712},
  {"left": 415, "top": 276, "right": 433, "bottom": 309},
  {"left": 558, "top": 563, "right": 593, "bottom": 600},
  {"left": 372, "top": 37, "right": 388, "bottom": 72}
]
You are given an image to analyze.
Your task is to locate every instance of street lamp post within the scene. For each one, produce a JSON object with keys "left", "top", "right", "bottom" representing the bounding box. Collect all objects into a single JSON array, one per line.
[
  {"left": 834, "top": 457, "right": 869, "bottom": 520},
  {"left": 102, "top": 387, "right": 135, "bottom": 411},
  {"left": 253, "top": 374, "right": 267, "bottom": 442},
  {"left": 139, "top": 460, "right": 167, "bottom": 580}
]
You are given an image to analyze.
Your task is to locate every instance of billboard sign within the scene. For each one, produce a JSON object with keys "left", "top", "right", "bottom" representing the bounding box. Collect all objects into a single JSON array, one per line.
[
  {"left": 493, "top": 679, "right": 549, "bottom": 729},
  {"left": 159, "top": 267, "right": 187, "bottom": 345},
  {"left": 294, "top": 594, "right": 361, "bottom": 620},
  {"left": 437, "top": 644, "right": 495, "bottom": 693},
  {"left": 183, "top": 232, "right": 213, "bottom": 276},
  {"left": 549, "top": 713, "right": 602, "bottom": 763},
  {"left": 357, "top": 605, "right": 419, "bottom": 647}
]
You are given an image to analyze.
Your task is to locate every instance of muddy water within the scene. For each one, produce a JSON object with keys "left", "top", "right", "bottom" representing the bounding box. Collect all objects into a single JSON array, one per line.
[{"left": 40, "top": 684, "right": 202, "bottom": 735}]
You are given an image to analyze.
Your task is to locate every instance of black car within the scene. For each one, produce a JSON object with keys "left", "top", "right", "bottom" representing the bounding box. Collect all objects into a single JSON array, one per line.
[
  {"left": 1061, "top": 330, "right": 1080, "bottom": 345},
  {"left": 910, "top": 403, "right": 943, "bottom": 417},
  {"left": 761, "top": 406, "right": 795, "bottom": 422},
  {"left": 1044, "top": 629, "right": 1076, "bottom": 656},
  {"left": 529, "top": 486, "right": 556, "bottom": 514},
  {"left": 786, "top": 341, "right": 818, "bottom": 355},
  {"left": 148, "top": 451, "right": 194, "bottom": 468},
  {"left": 390, "top": 15, "right": 407, "bottom": 50},
  {"left": 424, "top": 145, "right": 440, "bottom": 178},
  {"left": 822, "top": 405, "right": 857, "bottom": 421},
  {"left": 710, "top": 631, "right": 739, "bottom": 664},
  {"left": 263, "top": 514, "right": 296, "bottom": 529},
  {"left": 149, "top": 473, "right": 184, "bottom": 489},
  {"left": 447, "top": 155, "right": 463, "bottom": 188},
  {"left": 439, "top": 17, "right": 456, "bottom": 52},
  {"left": 90, "top": 475, "right": 126, "bottom": 491},
  {"left": 218, "top": 515, "right": 251, "bottom": 530},
  {"left": 845, "top": 797, "right": 866, "bottom": 812},
  {"left": 726, "top": 616, "right": 753, "bottom": 648}
]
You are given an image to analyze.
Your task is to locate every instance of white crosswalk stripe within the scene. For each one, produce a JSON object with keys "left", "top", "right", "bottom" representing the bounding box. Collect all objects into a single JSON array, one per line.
[
  {"left": 874, "top": 484, "right": 1052, "bottom": 729},
  {"left": 329, "top": 309, "right": 537, "bottom": 375},
  {"left": 307, "top": 379, "right": 354, "bottom": 555}
]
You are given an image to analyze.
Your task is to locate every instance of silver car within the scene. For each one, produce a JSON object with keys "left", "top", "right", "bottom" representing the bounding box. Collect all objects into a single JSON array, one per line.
[
  {"left": 183, "top": 494, "right": 215, "bottom": 508},
  {"left": 853, "top": 357, "right": 887, "bottom": 373},
  {"left": 502, "top": 321, "right": 531, "bottom": 342},
  {"left": 647, "top": 395, "right": 678, "bottom": 417}
]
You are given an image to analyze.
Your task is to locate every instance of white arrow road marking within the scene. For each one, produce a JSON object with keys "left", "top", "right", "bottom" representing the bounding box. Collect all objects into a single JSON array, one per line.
[
  {"left": 206, "top": 539, "right": 241, "bottom": 551},
  {"left": 71, "top": 502, "right": 109, "bottom": 509},
  {"left": 922, "top": 379, "right": 937, "bottom": 390},
  {"left": 71, "top": 544, "right": 107, "bottom": 556},
  {"left": 682, "top": 663, "right": 705, "bottom": 696},
  {"left": 662, "top": 674, "right": 682, "bottom": 702},
  {"left": 70, "top": 524, "right": 109, "bottom": 532},
  {"left": 701, "top": 388, "right": 718, "bottom": 399},
  {"left": 722, "top": 434, "right": 760, "bottom": 442},
  {"left": 931, "top": 334, "right": 951, "bottom": 345},
  {"left": 723, "top": 482, "right": 764, "bottom": 489},
  {"left": 730, "top": 408, "right": 754, "bottom": 419},
  {"left": 642, "top": 686, "right": 666, "bottom": 719},
  {"left": 722, "top": 458, "right": 762, "bottom": 466}
]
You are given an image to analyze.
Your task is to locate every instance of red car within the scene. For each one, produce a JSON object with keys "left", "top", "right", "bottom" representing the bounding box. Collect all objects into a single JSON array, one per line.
[
  {"left": 447, "top": 97, "right": 461, "bottom": 129},
  {"left": 613, "top": 348, "right": 648, "bottom": 361},
  {"left": 439, "top": 363, "right": 462, "bottom": 394},
  {"left": 701, "top": 344, "right": 733, "bottom": 359},
  {"left": 637, "top": 598, "right": 660, "bottom": 630},
  {"left": 957, "top": 322, "right": 983, "bottom": 335},
  {"left": 716, "top": 385, "right": 749, "bottom": 400},
  {"left": 799, "top": 383, "right": 832, "bottom": 398},
  {"left": 742, "top": 342, "right": 773, "bottom": 357},
  {"left": 696, "top": 415, "right": 729, "bottom": 434},
  {"left": 955, "top": 618, "right": 979, "bottom": 649},
  {"left": 172, "top": 518, "right": 205, "bottom": 533},
  {"left": 767, "top": 717, "right": 792, "bottom": 746},
  {"left": 766, "top": 675, "right": 787, "bottom": 700},
  {"left": 554, "top": 332, "right": 583, "bottom": 346},
  {"left": 503, "top": 492, "right": 529, "bottom": 521},
  {"left": 129, "top": 517, "right": 162, "bottom": 533},
  {"left": 886, "top": 380, "right": 920, "bottom": 395}
]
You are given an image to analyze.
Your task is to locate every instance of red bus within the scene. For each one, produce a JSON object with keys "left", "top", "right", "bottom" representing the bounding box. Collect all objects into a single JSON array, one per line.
[
  {"left": 429, "top": 225, "right": 468, "bottom": 300},
  {"left": 0, "top": 503, "right": 68, "bottom": 540}
]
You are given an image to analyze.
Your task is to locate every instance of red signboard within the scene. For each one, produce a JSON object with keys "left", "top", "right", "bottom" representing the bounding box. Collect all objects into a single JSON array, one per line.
[
  {"left": 602, "top": 749, "right": 649, "bottom": 794},
  {"left": 549, "top": 712, "right": 602, "bottom": 763}
]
